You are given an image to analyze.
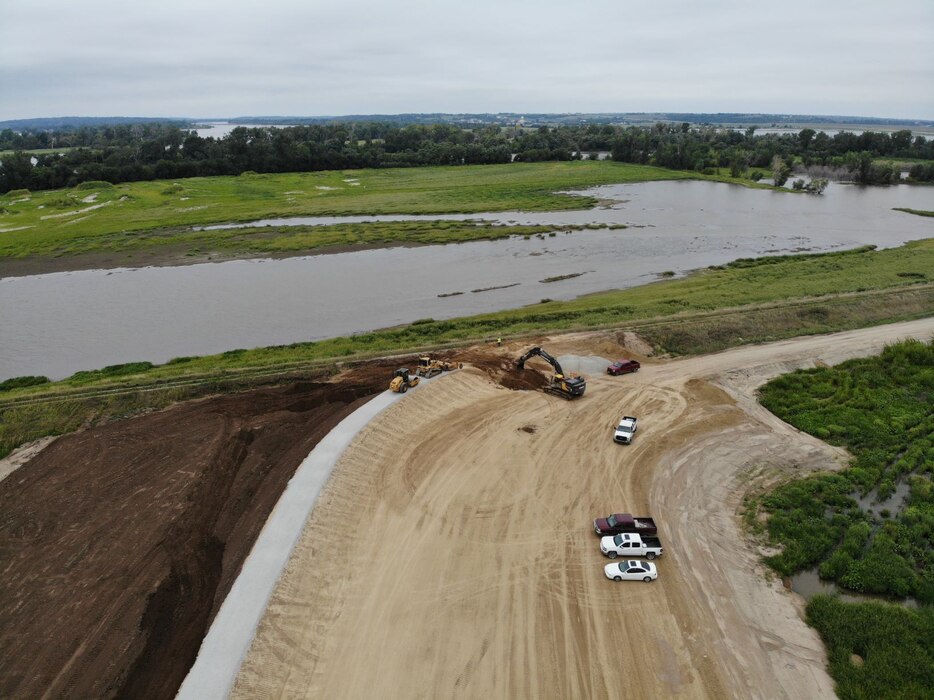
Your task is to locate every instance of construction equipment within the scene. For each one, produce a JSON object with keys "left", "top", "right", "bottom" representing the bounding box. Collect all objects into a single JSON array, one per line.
[
  {"left": 389, "top": 368, "right": 420, "bottom": 393},
  {"left": 515, "top": 347, "right": 586, "bottom": 399},
  {"left": 413, "top": 356, "right": 460, "bottom": 378}
]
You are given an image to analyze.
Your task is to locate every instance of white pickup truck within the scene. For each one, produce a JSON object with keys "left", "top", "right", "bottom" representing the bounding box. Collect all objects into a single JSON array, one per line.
[
  {"left": 613, "top": 415, "right": 638, "bottom": 444},
  {"left": 600, "top": 532, "right": 664, "bottom": 560}
]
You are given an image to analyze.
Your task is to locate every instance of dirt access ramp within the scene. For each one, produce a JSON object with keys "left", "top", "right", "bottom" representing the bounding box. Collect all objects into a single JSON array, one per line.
[
  {"left": 233, "top": 318, "right": 933, "bottom": 699},
  {"left": 0, "top": 364, "right": 401, "bottom": 700}
]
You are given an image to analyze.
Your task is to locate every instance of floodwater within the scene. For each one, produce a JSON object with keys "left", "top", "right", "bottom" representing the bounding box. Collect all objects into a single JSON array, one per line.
[
  {"left": 1, "top": 180, "right": 932, "bottom": 380},
  {"left": 852, "top": 480, "right": 912, "bottom": 515}
]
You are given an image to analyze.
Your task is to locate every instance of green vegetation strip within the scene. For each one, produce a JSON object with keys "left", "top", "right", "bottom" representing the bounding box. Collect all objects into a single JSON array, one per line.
[
  {"left": 5, "top": 220, "right": 585, "bottom": 260},
  {"left": 894, "top": 207, "right": 934, "bottom": 218},
  {"left": 2, "top": 241, "right": 932, "bottom": 459},
  {"left": 0, "top": 161, "right": 695, "bottom": 260}
]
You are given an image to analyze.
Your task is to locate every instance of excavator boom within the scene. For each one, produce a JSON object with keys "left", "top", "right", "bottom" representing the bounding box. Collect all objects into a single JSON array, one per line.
[
  {"left": 515, "top": 347, "right": 565, "bottom": 376},
  {"left": 515, "top": 347, "right": 585, "bottom": 399}
]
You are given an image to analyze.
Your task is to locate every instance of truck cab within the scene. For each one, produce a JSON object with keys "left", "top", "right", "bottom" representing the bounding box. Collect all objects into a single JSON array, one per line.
[
  {"left": 614, "top": 416, "right": 638, "bottom": 444},
  {"left": 600, "top": 532, "right": 664, "bottom": 559}
]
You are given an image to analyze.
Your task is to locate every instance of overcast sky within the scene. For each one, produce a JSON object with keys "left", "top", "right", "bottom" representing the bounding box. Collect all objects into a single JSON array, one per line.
[{"left": 2, "top": 0, "right": 932, "bottom": 121}]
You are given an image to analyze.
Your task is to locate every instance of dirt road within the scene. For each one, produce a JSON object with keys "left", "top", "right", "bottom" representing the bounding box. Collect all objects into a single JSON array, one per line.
[{"left": 232, "top": 318, "right": 934, "bottom": 699}]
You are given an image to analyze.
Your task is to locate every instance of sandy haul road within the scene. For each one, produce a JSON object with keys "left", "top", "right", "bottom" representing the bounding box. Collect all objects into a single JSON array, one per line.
[{"left": 232, "top": 318, "right": 933, "bottom": 699}]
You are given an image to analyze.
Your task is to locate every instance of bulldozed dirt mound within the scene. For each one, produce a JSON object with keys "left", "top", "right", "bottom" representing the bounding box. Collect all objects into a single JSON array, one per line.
[
  {"left": 456, "top": 351, "right": 551, "bottom": 392},
  {"left": 0, "top": 368, "right": 393, "bottom": 700}
]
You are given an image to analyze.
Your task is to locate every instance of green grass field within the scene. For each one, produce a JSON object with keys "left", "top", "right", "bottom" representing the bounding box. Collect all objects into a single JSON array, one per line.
[
  {"left": 0, "top": 161, "right": 784, "bottom": 269},
  {"left": 0, "top": 161, "right": 731, "bottom": 261}
]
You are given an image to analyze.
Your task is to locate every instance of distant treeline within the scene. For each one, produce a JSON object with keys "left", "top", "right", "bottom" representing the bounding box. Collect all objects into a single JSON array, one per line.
[{"left": 2, "top": 122, "right": 933, "bottom": 194}]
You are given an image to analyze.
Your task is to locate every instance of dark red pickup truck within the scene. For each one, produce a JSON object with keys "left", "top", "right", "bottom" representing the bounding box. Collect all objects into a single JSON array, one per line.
[
  {"left": 607, "top": 359, "right": 641, "bottom": 375},
  {"left": 593, "top": 513, "right": 658, "bottom": 536}
]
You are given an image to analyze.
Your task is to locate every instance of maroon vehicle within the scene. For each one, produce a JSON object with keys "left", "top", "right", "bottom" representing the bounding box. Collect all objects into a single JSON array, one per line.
[
  {"left": 593, "top": 513, "right": 658, "bottom": 536},
  {"left": 607, "top": 359, "right": 641, "bottom": 376}
]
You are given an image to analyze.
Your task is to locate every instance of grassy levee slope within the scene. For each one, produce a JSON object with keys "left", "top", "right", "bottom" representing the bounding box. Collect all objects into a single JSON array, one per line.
[
  {"left": 0, "top": 162, "right": 695, "bottom": 262},
  {"left": 2, "top": 241, "right": 932, "bottom": 459},
  {"left": 755, "top": 339, "right": 934, "bottom": 698}
]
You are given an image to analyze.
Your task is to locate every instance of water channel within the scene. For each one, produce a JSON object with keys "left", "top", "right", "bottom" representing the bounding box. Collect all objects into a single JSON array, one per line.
[{"left": 1, "top": 180, "right": 931, "bottom": 380}]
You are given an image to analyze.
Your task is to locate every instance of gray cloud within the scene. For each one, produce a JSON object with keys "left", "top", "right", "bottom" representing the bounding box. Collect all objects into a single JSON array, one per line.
[{"left": 1, "top": 0, "right": 931, "bottom": 120}]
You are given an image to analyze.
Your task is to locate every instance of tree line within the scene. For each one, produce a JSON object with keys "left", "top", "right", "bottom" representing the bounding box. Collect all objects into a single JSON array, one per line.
[{"left": 2, "top": 121, "right": 933, "bottom": 194}]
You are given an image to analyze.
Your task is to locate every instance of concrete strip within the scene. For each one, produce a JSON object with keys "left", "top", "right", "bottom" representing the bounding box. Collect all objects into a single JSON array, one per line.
[{"left": 176, "top": 378, "right": 435, "bottom": 700}]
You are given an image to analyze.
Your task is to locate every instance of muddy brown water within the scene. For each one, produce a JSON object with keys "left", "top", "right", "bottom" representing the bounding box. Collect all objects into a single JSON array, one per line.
[{"left": 1, "top": 180, "right": 931, "bottom": 380}]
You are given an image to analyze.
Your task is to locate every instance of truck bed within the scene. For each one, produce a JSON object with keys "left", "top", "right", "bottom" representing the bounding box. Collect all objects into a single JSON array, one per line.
[
  {"left": 631, "top": 517, "right": 657, "bottom": 534},
  {"left": 641, "top": 536, "right": 662, "bottom": 548}
]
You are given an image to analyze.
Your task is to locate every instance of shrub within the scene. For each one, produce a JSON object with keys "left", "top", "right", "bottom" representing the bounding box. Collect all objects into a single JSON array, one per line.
[
  {"left": 0, "top": 375, "right": 50, "bottom": 392},
  {"left": 69, "top": 362, "right": 155, "bottom": 382}
]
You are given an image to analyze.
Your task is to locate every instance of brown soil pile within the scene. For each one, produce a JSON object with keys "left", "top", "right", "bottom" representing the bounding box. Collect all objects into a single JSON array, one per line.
[
  {"left": 459, "top": 351, "right": 550, "bottom": 392},
  {"left": 0, "top": 367, "right": 393, "bottom": 700}
]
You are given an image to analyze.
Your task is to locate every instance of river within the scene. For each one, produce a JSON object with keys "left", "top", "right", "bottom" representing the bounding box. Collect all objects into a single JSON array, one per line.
[{"left": 1, "top": 180, "right": 931, "bottom": 380}]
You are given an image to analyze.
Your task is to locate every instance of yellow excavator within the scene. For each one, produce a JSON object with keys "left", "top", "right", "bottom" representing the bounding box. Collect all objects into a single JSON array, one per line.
[
  {"left": 389, "top": 368, "right": 420, "bottom": 393},
  {"left": 515, "top": 347, "right": 586, "bottom": 399}
]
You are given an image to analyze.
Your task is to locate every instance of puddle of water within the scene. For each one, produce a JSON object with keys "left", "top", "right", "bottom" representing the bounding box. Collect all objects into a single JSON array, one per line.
[
  {"left": 790, "top": 568, "right": 920, "bottom": 609},
  {"left": 852, "top": 480, "right": 912, "bottom": 515}
]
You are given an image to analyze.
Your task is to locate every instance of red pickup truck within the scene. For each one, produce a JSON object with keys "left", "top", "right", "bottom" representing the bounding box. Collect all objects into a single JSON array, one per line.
[
  {"left": 593, "top": 513, "right": 658, "bottom": 536},
  {"left": 607, "top": 359, "right": 641, "bottom": 375}
]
